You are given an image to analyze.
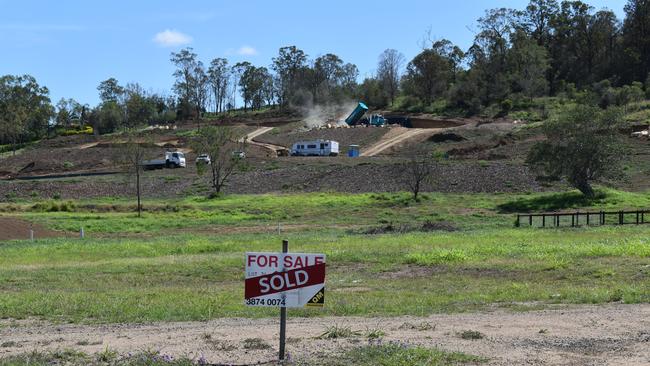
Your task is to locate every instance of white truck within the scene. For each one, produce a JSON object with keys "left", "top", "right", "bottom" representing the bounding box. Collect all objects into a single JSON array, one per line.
[
  {"left": 291, "top": 140, "right": 339, "bottom": 156},
  {"left": 142, "top": 151, "right": 186, "bottom": 170}
]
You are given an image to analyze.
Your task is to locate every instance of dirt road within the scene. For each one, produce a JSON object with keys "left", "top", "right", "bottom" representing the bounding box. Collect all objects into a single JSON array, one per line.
[
  {"left": 361, "top": 127, "right": 437, "bottom": 156},
  {"left": 1, "top": 304, "right": 648, "bottom": 365},
  {"left": 242, "top": 127, "right": 287, "bottom": 156}
]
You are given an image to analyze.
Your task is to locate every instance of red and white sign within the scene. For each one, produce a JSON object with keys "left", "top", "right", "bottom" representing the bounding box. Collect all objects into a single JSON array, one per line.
[{"left": 245, "top": 252, "right": 326, "bottom": 307}]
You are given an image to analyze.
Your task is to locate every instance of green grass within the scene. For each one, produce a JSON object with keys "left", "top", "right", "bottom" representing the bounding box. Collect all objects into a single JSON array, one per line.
[
  {"left": 322, "top": 343, "right": 483, "bottom": 366},
  {"left": 0, "top": 225, "right": 649, "bottom": 323},
  {"left": 1, "top": 189, "right": 649, "bottom": 324},
  {"left": 3, "top": 188, "right": 649, "bottom": 234}
]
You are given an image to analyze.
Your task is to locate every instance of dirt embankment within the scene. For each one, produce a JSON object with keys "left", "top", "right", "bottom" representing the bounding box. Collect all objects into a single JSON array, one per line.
[
  {"left": 1, "top": 304, "right": 648, "bottom": 365},
  {"left": 0, "top": 217, "right": 62, "bottom": 241},
  {"left": 0, "top": 159, "right": 543, "bottom": 202},
  {"left": 255, "top": 126, "right": 390, "bottom": 154}
]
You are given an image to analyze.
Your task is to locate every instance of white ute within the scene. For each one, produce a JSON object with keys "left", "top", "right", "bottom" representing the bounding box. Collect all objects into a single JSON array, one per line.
[
  {"left": 142, "top": 151, "right": 186, "bottom": 170},
  {"left": 291, "top": 139, "right": 339, "bottom": 156}
]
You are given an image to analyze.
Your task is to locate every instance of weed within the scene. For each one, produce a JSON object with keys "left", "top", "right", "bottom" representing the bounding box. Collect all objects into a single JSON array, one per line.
[
  {"left": 365, "top": 328, "right": 386, "bottom": 339},
  {"left": 458, "top": 330, "right": 484, "bottom": 340},
  {"left": 318, "top": 325, "right": 361, "bottom": 339},
  {"left": 327, "top": 343, "right": 482, "bottom": 365},
  {"left": 399, "top": 322, "right": 435, "bottom": 331},
  {"left": 242, "top": 338, "right": 271, "bottom": 350},
  {"left": 405, "top": 249, "right": 469, "bottom": 265},
  {"left": 1, "top": 341, "right": 17, "bottom": 347},
  {"left": 96, "top": 347, "right": 118, "bottom": 362}
]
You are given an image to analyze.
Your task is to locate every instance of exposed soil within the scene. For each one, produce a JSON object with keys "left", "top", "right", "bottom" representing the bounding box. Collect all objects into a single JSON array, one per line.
[
  {"left": 1, "top": 304, "right": 648, "bottom": 365},
  {"left": 255, "top": 125, "right": 390, "bottom": 154},
  {"left": 0, "top": 217, "right": 62, "bottom": 241},
  {"left": 362, "top": 127, "right": 438, "bottom": 156},
  {"left": 0, "top": 159, "right": 544, "bottom": 202}
]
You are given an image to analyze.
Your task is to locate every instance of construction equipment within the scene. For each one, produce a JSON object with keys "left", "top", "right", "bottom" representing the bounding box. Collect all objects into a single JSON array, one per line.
[
  {"left": 345, "top": 102, "right": 369, "bottom": 125},
  {"left": 370, "top": 114, "right": 386, "bottom": 126},
  {"left": 142, "top": 151, "right": 186, "bottom": 170}
]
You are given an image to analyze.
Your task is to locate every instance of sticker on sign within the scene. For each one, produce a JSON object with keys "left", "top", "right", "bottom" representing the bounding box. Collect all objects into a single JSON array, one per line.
[{"left": 245, "top": 252, "right": 326, "bottom": 308}]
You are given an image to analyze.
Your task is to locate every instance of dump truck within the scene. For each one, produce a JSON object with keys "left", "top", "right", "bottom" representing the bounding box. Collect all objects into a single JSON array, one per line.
[
  {"left": 142, "top": 151, "right": 186, "bottom": 170},
  {"left": 345, "top": 102, "right": 369, "bottom": 125},
  {"left": 345, "top": 102, "right": 386, "bottom": 126}
]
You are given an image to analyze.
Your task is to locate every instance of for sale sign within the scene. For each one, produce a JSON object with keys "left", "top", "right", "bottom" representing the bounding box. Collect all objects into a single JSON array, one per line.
[{"left": 245, "top": 252, "right": 326, "bottom": 308}]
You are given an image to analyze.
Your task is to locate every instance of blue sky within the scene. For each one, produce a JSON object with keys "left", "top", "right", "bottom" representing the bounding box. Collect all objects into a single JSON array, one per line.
[{"left": 1, "top": 0, "right": 625, "bottom": 106}]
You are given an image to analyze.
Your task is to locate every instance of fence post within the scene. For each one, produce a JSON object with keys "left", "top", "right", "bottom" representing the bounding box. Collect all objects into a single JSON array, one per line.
[
  {"left": 571, "top": 214, "right": 575, "bottom": 227},
  {"left": 586, "top": 213, "right": 590, "bottom": 226},
  {"left": 556, "top": 214, "right": 559, "bottom": 227},
  {"left": 619, "top": 211, "right": 623, "bottom": 225},
  {"left": 636, "top": 211, "right": 640, "bottom": 225},
  {"left": 279, "top": 239, "right": 288, "bottom": 361},
  {"left": 516, "top": 215, "right": 520, "bottom": 227},
  {"left": 542, "top": 214, "right": 546, "bottom": 228},
  {"left": 529, "top": 214, "right": 533, "bottom": 226}
]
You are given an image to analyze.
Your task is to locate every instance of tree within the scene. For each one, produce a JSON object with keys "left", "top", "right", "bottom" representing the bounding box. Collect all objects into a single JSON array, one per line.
[
  {"left": 124, "top": 83, "right": 156, "bottom": 127},
  {"left": 312, "top": 53, "right": 344, "bottom": 103},
  {"left": 622, "top": 0, "right": 650, "bottom": 82},
  {"left": 401, "top": 154, "right": 434, "bottom": 201},
  {"left": 358, "top": 77, "right": 387, "bottom": 108},
  {"left": 55, "top": 98, "right": 81, "bottom": 128},
  {"left": 192, "top": 126, "right": 245, "bottom": 196},
  {"left": 170, "top": 48, "right": 206, "bottom": 121},
  {"left": 527, "top": 105, "right": 624, "bottom": 197},
  {"left": 120, "top": 132, "right": 149, "bottom": 217},
  {"left": 97, "top": 78, "right": 124, "bottom": 103},
  {"left": 402, "top": 49, "right": 453, "bottom": 103},
  {"left": 0, "top": 75, "right": 54, "bottom": 154},
  {"left": 271, "top": 46, "right": 308, "bottom": 107},
  {"left": 207, "top": 58, "right": 230, "bottom": 113},
  {"left": 507, "top": 31, "right": 550, "bottom": 98},
  {"left": 523, "top": 0, "right": 559, "bottom": 46},
  {"left": 377, "top": 49, "right": 405, "bottom": 105}
]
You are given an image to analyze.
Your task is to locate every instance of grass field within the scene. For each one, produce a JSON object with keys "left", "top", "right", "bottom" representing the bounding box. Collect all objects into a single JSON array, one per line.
[{"left": 1, "top": 189, "right": 649, "bottom": 324}]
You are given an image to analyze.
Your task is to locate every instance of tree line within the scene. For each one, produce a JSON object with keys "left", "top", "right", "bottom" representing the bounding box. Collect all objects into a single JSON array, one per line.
[{"left": 2, "top": 0, "right": 650, "bottom": 149}]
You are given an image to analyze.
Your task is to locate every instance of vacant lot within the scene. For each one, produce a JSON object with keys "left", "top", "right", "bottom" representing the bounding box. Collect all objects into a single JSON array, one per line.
[{"left": 1, "top": 190, "right": 649, "bottom": 364}]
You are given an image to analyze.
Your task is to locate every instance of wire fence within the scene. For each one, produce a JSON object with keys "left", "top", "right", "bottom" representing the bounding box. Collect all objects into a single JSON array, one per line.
[{"left": 515, "top": 210, "right": 650, "bottom": 228}]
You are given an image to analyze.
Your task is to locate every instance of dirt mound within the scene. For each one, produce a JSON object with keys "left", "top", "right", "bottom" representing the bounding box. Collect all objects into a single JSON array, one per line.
[
  {"left": 0, "top": 217, "right": 61, "bottom": 241},
  {"left": 409, "top": 118, "right": 465, "bottom": 129},
  {"left": 429, "top": 132, "right": 465, "bottom": 143}
]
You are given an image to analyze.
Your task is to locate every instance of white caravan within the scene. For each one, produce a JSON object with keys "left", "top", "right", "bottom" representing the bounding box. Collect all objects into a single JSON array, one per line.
[{"left": 290, "top": 140, "right": 339, "bottom": 156}]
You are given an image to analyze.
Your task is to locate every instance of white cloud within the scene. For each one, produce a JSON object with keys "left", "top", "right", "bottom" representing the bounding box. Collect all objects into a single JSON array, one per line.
[
  {"left": 226, "top": 45, "right": 258, "bottom": 56},
  {"left": 153, "top": 29, "right": 192, "bottom": 47}
]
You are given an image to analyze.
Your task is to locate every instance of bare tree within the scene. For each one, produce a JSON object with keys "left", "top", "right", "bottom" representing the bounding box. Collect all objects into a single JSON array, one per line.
[
  {"left": 120, "top": 132, "right": 149, "bottom": 217},
  {"left": 377, "top": 49, "right": 405, "bottom": 105},
  {"left": 401, "top": 154, "right": 434, "bottom": 201},
  {"left": 192, "top": 126, "right": 245, "bottom": 197}
]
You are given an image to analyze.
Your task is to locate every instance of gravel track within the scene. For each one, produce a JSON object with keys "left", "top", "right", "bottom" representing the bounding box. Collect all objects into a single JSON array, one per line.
[{"left": 1, "top": 304, "right": 648, "bottom": 365}]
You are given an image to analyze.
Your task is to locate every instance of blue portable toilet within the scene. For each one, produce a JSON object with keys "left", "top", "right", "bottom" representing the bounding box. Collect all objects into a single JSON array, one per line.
[{"left": 348, "top": 144, "right": 360, "bottom": 157}]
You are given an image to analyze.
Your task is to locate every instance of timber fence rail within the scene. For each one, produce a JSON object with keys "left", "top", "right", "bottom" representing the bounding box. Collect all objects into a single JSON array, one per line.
[{"left": 515, "top": 209, "right": 650, "bottom": 228}]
